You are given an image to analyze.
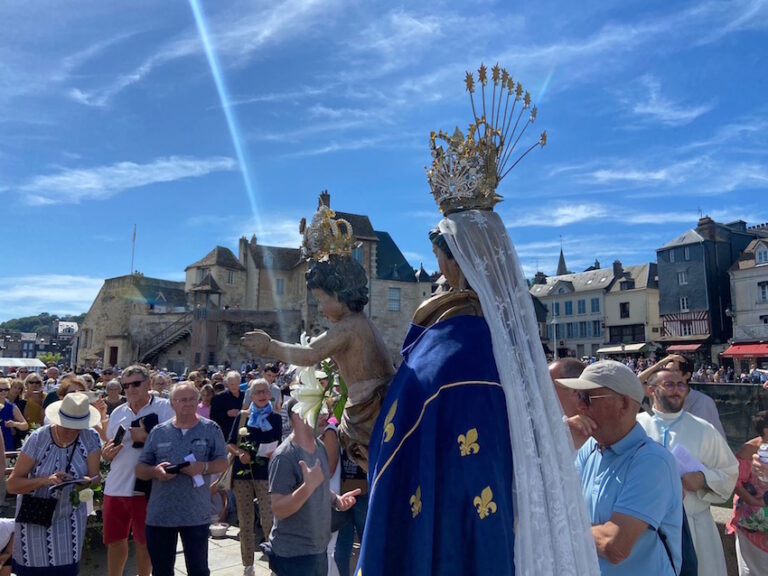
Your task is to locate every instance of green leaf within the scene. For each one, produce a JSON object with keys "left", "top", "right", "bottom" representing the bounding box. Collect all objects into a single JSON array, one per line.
[{"left": 333, "top": 375, "right": 348, "bottom": 422}]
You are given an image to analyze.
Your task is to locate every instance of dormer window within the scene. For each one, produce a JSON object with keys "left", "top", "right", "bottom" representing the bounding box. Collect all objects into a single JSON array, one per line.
[{"left": 757, "top": 244, "right": 768, "bottom": 265}]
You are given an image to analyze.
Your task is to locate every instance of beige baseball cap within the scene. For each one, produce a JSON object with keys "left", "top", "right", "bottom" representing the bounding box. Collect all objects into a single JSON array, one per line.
[{"left": 556, "top": 360, "right": 644, "bottom": 404}]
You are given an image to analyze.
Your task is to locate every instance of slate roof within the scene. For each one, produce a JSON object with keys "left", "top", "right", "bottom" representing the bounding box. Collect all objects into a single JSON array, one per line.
[
  {"left": 185, "top": 246, "right": 246, "bottom": 271},
  {"left": 659, "top": 229, "right": 705, "bottom": 250},
  {"left": 249, "top": 245, "right": 303, "bottom": 271},
  {"left": 334, "top": 211, "right": 378, "bottom": 241},
  {"left": 375, "top": 231, "right": 416, "bottom": 282},
  {"left": 191, "top": 272, "right": 223, "bottom": 293},
  {"left": 132, "top": 276, "right": 187, "bottom": 307},
  {"left": 608, "top": 263, "right": 658, "bottom": 292},
  {"left": 529, "top": 267, "right": 615, "bottom": 297},
  {"left": 531, "top": 295, "right": 548, "bottom": 323},
  {"left": 729, "top": 238, "right": 768, "bottom": 272}
]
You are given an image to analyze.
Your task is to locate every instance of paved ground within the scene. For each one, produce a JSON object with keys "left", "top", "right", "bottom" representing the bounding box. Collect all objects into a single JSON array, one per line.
[{"left": 81, "top": 525, "right": 273, "bottom": 576}]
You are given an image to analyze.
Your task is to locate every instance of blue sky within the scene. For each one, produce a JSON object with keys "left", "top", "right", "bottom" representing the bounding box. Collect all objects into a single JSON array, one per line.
[{"left": 1, "top": 0, "right": 767, "bottom": 321}]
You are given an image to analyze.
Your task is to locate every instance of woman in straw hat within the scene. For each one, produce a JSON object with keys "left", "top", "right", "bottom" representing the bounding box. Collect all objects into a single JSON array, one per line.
[{"left": 8, "top": 392, "right": 102, "bottom": 575}]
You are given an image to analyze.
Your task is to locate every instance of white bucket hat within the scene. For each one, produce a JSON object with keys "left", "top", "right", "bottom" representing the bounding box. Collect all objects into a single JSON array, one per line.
[{"left": 45, "top": 392, "right": 101, "bottom": 429}]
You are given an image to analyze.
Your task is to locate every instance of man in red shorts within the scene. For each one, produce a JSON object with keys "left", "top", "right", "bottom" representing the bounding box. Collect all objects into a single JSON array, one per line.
[{"left": 102, "top": 365, "right": 174, "bottom": 576}]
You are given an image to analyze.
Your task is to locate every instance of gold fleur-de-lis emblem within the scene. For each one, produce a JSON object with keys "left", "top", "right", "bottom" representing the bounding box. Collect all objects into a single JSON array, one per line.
[
  {"left": 409, "top": 486, "right": 422, "bottom": 518},
  {"left": 473, "top": 486, "right": 497, "bottom": 520},
  {"left": 457, "top": 428, "right": 480, "bottom": 456},
  {"left": 383, "top": 400, "right": 397, "bottom": 443}
]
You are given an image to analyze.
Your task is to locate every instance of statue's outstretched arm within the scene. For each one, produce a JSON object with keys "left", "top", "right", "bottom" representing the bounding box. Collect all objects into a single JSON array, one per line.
[{"left": 241, "top": 328, "right": 346, "bottom": 366}]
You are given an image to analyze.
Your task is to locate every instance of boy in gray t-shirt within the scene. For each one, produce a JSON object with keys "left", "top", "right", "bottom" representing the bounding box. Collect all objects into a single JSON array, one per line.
[
  {"left": 267, "top": 398, "right": 361, "bottom": 576},
  {"left": 269, "top": 438, "right": 331, "bottom": 557}
]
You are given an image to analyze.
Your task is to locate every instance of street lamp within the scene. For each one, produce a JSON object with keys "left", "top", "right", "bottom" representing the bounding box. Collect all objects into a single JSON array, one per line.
[{"left": 551, "top": 316, "right": 559, "bottom": 360}]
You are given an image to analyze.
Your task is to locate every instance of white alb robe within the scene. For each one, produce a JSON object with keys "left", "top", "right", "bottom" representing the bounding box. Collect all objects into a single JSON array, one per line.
[{"left": 637, "top": 410, "right": 738, "bottom": 576}]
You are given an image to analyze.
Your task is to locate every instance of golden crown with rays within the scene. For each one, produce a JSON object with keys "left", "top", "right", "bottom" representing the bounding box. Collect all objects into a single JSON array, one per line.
[
  {"left": 426, "top": 63, "right": 547, "bottom": 214},
  {"left": 299, "top": 192, "right": 359, "bottom": 260}
]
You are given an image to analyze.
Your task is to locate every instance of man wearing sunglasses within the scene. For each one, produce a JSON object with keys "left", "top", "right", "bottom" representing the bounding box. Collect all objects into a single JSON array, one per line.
[
  {"left": 637, "top": 368, "right": 738, "bottom": 576},
  {"left": 558, "top": 360, "right": 683, "bottom": 575},
  {"left": 101, "top": 365, "right": 175, "bottom": 576}
]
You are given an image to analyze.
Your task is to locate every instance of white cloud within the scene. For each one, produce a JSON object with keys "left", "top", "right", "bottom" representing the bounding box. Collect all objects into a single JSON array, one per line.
[
  {"left": 19, "top": 156, "right": 236, "bottom": 205},
  {"left": 187, "top": 214, "right": 302, "bottom": 248},
  {"left": 0, "top": 275, "right": 103, "bottom": 322},
  {"left": 505, "top": 203, "right": 609, "bottom": 227},
  {"left": 286, "top": 137, "right": 392, "bottom": 157},
  {"left": 68, "top": 0, "right": 334, "bottom": 106},
  {"left": 629, "top": 75, "right": 714, "bottom": 126}
]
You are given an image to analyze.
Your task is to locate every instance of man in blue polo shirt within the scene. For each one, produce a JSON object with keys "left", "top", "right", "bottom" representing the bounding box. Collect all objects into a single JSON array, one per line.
[{"left": 557, "top": 360, "right": 683, "bottom": 575}]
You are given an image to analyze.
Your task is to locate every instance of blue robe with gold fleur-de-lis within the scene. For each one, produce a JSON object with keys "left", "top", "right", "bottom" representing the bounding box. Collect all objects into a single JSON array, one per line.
[{"left": 356, "top": 314, "right": 515, "bottom": 576}]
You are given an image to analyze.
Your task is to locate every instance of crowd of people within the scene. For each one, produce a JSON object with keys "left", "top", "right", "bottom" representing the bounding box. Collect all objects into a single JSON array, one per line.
[
  {"left": 0, "top": 349, "right": 765, "bottom": 576},
  {"left": 0, "top": 360, "right": 368, "bottom": 576},
  {"left": 588, "top": 355, "right": 768, "bottom": 386},
  {"left": 553, "top": 353, "right": 768, "bottom": 575},
  {"left": 0, "top": 346, "right": 765, "bottom": 576}
]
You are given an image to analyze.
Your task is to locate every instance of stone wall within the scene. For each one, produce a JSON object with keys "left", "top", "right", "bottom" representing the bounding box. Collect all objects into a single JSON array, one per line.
[
  {"left": 77, "top": 278, "right": 145, "bottom": 366},
  {"left": 211, "top": 309, "right": 303, "bottom": 368},
  {"left": 690, "top": 383, "right": 768, "bottom": 450},
  {"left": 369, "top": 280, "right": 428, "bottom": 363}
]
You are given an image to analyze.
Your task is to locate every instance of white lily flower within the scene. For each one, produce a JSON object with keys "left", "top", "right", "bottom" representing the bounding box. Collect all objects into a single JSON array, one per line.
[
  {"left": 78, "top": 488, "right": 94, "bottom": 503},
  {"left": 291, "top": 366, "right": 326, "bottom": 429},
  {"left": 238, "top": 427, "right": 249, "bottom": 437}
]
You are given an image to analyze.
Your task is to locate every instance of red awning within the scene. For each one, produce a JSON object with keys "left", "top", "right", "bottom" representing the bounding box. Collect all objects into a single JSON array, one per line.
[
  {"left": 721, "top": 343, "right": 768, "bottom": 358},
  {"left": 666, "top": 344, "right": 703, "bottom": 352}
]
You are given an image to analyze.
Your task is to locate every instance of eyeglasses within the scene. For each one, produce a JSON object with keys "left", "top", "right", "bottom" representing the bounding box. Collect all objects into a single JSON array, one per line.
[
  {"left": 0, "top": 389, "right": 9, "bottom": 393},
  {"left": 577, "top": 392, "right": 614, "bottom": 407},
  {"left": 658, "top": 381, "right": 688, "bottom": 392},
  {"left": 122, "top": 380, "right": 146, "bottom": 389},
  {"left": 27, "top": 381, "right": 42, "bottom": 386}
]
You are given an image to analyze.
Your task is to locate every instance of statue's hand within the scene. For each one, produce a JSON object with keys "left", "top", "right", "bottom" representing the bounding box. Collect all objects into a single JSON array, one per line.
[{"left": 241, "top": 330, "right": 271, "bottom": 354}]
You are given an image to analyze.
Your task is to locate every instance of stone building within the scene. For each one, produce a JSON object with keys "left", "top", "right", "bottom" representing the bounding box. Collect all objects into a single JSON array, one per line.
[
  {"left": 75, "top": 274, "right": 188, "bottom": 371},
  {"left": 722, "top": 236, "right": 768, "bottom": 371},
  {"left": 76, "top": 195, "right": 431, "bottom": 370},
  {"left": 530, "top": 257, "right": 660, "bottom": 359},
  {"left": 530, "top": 256, "right": 614, "bottom": 359},
  {"left": 656, "top": 217, "right": 767, "bottom": 362},
  {"left": 600, "top": 262, "right": 661, "bottom": 356}
]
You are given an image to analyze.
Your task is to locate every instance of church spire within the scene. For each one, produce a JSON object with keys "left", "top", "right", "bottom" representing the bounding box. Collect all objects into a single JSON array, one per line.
[{"left": 556, "top": 247, "right": 568, "bottom": 276}]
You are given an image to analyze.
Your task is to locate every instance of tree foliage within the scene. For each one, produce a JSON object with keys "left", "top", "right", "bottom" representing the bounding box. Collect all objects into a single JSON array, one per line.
[
  {"left": 38, "top": 352, "right": 63, "bottom": 365},
  {"left": 0, "top": 312, "right": 86, "bottom": 334}
]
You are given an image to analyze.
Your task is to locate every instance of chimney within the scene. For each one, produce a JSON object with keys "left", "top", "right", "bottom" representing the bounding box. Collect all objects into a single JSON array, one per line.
[
  {"left": 725, "top": 220, "right": 747, "bottom": 233},
  {"left": 594, "top": 259, "right": 600, "bottom": 269},
  {"left": 319, "top": 190, "right": 331, "bottom": 207},
  {"left": 249, "top": 234, "right": 258, "bottom": 249},
  {"left": 238, "top": 236, "right": 248, "bottom": 266},
  {"left": 533, "top": 271, "right": 548, "bottom": 285},
  {"left": 697, "top": 215, "right": 716, "bottom": 240},
  {"left": 612, "top": 260, "right": 623, "bottom": 277}
]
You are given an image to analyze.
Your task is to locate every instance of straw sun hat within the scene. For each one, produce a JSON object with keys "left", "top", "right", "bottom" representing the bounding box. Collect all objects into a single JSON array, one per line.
[{"left": 45, "top": 392, "right": 101, "bottom": 429}]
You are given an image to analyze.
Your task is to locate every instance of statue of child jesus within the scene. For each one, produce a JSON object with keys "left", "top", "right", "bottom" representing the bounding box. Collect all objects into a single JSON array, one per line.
[{"left": 242, "top": 253, "right": 393, "bottom": 472}]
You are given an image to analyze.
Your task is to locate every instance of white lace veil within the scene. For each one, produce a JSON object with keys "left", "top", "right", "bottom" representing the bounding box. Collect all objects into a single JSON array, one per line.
[{"left": 439, "top": 210, "right": 600, "bottom": 576}]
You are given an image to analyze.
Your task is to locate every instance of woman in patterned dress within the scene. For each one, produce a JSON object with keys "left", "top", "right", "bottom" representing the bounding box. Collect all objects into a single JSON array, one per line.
[{"left": 7, "top": 393, "right": 102, "bottom": 576}]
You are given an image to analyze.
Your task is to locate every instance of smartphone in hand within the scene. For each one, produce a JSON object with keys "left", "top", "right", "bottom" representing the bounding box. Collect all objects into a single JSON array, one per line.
[
  {"left": 113, "top": 425, "right": 126, "bottom": 445},
  {"left": 164, "top": 461, "right": 191, "bottom": 475}
]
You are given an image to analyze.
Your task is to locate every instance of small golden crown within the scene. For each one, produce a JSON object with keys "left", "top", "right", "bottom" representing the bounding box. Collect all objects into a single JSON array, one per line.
[
  {"left": 299, "top": 192, "right": 359, "bottom": 260},
  {"left": 427, "top": 63, "right": 547, "bottom": 214}
]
